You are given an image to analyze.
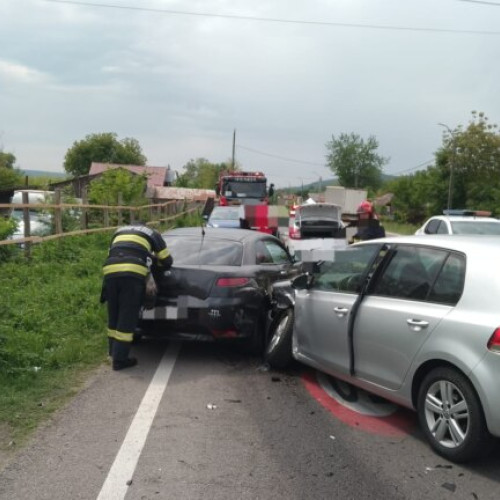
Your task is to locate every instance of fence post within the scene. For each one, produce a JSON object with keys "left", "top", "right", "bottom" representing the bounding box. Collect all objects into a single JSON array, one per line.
[
  {"left": 54, "top": 189, "right": 62, "bottom": 234},
  {"left": 117, "top": 193, "right": 123, "bottom": 226},
  {"left": 22, "top": 191, "right": 31, "bottom": 259},
  {"left": 104, "top": 207, "right": 110, "bottom": 228},
  {"left": 81, "top": 187, "right": 88, "bottom": 230}
]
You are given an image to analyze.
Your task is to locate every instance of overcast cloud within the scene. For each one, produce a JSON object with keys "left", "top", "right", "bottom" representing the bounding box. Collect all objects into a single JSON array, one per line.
[{"left": 1, "top": 0, "right": 500, "bottom": 187}]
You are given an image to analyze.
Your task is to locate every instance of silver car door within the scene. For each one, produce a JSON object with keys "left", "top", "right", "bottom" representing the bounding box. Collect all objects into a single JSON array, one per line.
[
  {"left": 352, "top": 246, "right": 465, "bottom": 390},
  {"left": 294, "top": 244, "right": 381, "bottom": 374}
]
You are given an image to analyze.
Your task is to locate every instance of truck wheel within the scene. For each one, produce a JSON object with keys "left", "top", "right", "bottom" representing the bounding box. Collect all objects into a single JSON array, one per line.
[
  {"left": 264, "top": 309, "right": 294, "bottom": 369},
  {"left": 417, "top": 367, "right": 492, "bottom": 463}
]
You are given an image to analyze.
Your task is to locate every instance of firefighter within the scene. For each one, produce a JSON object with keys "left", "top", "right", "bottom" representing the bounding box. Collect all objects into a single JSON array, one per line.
[
  {"left": 101, "top": 222, "right": 173, "bottom": 370},
  {"left": 350, "top": 200, "right": 386, "bottom": 243}
]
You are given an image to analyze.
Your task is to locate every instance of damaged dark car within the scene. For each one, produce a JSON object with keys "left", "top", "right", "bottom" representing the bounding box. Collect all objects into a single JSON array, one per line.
[{"left": 137, "top": 227, "right": 303, "bottom": 353}]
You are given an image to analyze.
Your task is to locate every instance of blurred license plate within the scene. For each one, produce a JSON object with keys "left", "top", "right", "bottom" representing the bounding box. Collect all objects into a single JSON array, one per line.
[{"left": 142, "top": 306, "right": 178, "bottom": 320}]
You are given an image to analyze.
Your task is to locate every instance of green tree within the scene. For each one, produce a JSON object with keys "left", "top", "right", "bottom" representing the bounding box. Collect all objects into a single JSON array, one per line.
[
  {"left": 0, "top": 150, "right": 23, "bottom": 189},
  {"left": 326, "top": 133, "right": 387, "bottom": 190},
  {"left": 176, "top": 158, "right": 231, "bottom": 189},
  {"left": 435, "top": 111, "right": 500, "bottom": 214},
  {"left": 88, "top": 168, "right": 148, "bottom": 206},
  {"left": 385, "top": 168, "right": 445, "bottom": 224},
  {"left": 63, "top": 133, "right": 147, "bottom": 177}
]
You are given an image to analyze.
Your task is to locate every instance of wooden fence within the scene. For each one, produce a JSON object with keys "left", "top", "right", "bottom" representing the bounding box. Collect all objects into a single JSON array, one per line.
[{"left": 0, "top": 190, "right": 207, "bottom": 257}]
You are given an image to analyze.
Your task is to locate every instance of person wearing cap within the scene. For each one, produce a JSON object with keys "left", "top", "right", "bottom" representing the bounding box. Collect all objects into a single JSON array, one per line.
[
  {"left": 350, "top": 200, "right": 386, "bottom": 243},
  {"left": 101, "top": 222, "right": 173, "bottom": 370}
]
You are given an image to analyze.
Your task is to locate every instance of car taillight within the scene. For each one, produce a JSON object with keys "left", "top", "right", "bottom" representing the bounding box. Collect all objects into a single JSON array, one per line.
[
  {"left": 487, "top": 328, "right": 500, "bottom": 353},
  {"left": 289, "top": 224, "right": 301, "bottom": 239},
  {"left": 216, "top": 277, "right": 250, "bottom": 287}
]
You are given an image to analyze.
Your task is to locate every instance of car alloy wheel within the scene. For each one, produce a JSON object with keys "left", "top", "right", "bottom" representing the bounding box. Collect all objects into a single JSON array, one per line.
[
  {"left": 423, "top": 379, "right": 469, "bottom": 449},
  {"left": 417, "top": 367, "right": 491, "bottom": 463}
]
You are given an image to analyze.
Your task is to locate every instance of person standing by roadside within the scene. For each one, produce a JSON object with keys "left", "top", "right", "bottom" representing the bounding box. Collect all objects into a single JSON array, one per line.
[
  {"left": 350, "top": 200, "right": 386, "bottom": 243},
  {"left": 101, "top": 222, "right": 173, "bottom": 370}
]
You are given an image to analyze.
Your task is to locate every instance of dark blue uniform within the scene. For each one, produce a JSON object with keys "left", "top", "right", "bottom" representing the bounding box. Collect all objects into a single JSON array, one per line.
[{"left": 102, "top": 224, "right": 173, "bottom": 370}]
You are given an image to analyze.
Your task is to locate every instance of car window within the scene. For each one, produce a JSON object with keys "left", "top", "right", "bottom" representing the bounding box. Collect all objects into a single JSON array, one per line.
[
  {"left": 436, "top": 221, "right": 449, "bottom": 234},
  {"left": 209, "top": 207, "right": 241, "bottom": 221},
  {"left": 372, "top": 245, "right": 463, "bottom": 303},
  {"left": 450, "top": 221, "right": 500, "bottom": 235},
  {"left": 311, "top": 244, "right": 381, "bottom": 293},
  {"left": 427, "top": 252, "right": 465, "bottom": 304},
  {"left": 165, "top": 237, "right": 243, "bottom": 266},
  {"left": 425, "top": 219, "right": 440, "bottom": 234},
  {"left": 255, "top": 240, "right": 291, "bottom": 265}
]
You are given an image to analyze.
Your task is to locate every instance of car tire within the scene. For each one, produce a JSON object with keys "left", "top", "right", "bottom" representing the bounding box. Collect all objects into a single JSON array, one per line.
[
  {"left": 264, "top": 308, "right": 294, "bottom": 369},
  {"left": 417, "top": 367, "right": 492, "bottom": 463}
]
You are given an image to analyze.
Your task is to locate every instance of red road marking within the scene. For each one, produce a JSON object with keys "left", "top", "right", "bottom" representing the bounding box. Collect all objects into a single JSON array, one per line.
[{"left": 302, "top": 370, "right": 416, "bottom": 437}]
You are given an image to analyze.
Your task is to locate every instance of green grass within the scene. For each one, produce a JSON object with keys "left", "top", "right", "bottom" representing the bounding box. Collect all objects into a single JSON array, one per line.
[
  {"left": 382, "top": 219, "right": 419, "bottom": 235},
  {"left": 0, "top": 233, "right": 111, "bottom": 452},
  {"left": 0, "top": 218, "right": 184, "bottom": 456}
]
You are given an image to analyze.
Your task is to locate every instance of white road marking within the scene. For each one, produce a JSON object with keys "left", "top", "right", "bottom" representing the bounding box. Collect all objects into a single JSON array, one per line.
[{"left": 97, "top": 341, "right": 181, "bottom": 500}]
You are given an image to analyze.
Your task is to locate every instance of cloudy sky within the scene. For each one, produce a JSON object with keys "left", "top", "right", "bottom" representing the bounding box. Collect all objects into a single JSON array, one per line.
[{"left": 2, "top": 0, "right": 500, "bottom": 188}]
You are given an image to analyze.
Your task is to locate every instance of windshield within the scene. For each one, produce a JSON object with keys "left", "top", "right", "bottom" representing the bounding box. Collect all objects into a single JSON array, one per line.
[
  {"left": 450, "top": 221, "right": 500, "bottom": 235},
  {"left": 165, "top": 236, "right": 243, "bottom": 265},
  {"left": 221, "top": 179, "right": 267, "bottom": 199},
  {"left": 209, "top": 207, "right": 241, "bottom": 220}
]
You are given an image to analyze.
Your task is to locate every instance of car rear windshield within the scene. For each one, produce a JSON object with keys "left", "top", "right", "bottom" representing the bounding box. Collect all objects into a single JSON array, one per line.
[
  {"left": 165, "top": 236, "right": 243, "bottom": 266},
  {"left": 209, "top": 207, "right": 241, "bottom": 220},
  {"left": 450, "top": 221, "right": 500, "bottom": 235}
]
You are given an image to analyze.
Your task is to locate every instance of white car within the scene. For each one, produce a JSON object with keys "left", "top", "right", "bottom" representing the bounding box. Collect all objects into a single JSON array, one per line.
[
  {"left": 10, "top": 190, "right": 54, "bottom": 240},
  {"left": 287, "top": 203, "right": 347, "bottom": 261},
  {"left": 415, "top": 210, "right": 500, "bottom": 235}
]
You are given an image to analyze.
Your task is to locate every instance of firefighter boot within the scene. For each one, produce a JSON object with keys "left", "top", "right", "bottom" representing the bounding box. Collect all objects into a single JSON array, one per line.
[{"left": 112, "top": 340, "right": 137, "bottom": 371}]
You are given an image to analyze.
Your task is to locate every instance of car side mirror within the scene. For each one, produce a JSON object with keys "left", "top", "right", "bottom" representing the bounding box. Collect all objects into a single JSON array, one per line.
[{"left": 291, "top": 273, "right": 313, "bottom": 290}]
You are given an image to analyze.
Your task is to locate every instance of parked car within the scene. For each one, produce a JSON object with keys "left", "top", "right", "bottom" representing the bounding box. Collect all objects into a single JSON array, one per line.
[
  {"left": 287, "top": 202, "right": 347, "bottom": 261},
  {"left": 265, "top": 235, "right": 500, "bottom": 462},
  {"left": 137, "top": 227, "right": 303, "bottom": 353},
  {"left": 415, "top": 209, "right": 500, "bottom": 235},
  {"left": 205, "top": 206, "right": 243, "bottom": 229},
  {"left": 10, "top": 190, "right": 54, "bottom": 240}
]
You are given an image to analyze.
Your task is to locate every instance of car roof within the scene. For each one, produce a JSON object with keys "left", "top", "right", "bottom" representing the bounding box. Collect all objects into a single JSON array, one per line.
[
  {"left": 428, "top": 215, "right": 500, "bottom": 223},
  {"left": 357, "top": 234, "right": 500, "bottom": 253},
  {"left": 163, "top": 226, "right": 274, "bottom": 243}
]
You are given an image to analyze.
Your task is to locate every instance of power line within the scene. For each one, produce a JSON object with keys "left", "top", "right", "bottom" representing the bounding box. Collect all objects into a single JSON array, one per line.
[
  {"left": 390, "top": 159, "right": 434, "bottom": 175},
  {"left": 44, "top": 0, "right": 500, "bottom": 36},
  {"left": 459, "top": 0, "right": 500, "bottom": 6},
  {"left": 237, "top": 144, "right": 326, "bottom": 167}
]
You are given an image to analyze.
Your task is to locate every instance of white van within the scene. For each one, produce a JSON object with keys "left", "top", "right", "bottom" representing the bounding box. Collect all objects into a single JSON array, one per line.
[{"left": 10, "top": 190, "right": 54, "bottom": 240}]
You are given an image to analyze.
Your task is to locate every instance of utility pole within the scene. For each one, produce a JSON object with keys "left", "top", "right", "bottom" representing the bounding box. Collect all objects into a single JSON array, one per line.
[
  {"left": 438, "top": 123, "right": 456, "bottom": 210},
  {"left": 231, "top": 129, "right": 236, "bottom": 170}
]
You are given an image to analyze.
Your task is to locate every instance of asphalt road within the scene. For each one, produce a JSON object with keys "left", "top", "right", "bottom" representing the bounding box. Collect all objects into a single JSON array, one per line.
[{"left": 0, "top": 340, "right": 499, "bottom": 500}]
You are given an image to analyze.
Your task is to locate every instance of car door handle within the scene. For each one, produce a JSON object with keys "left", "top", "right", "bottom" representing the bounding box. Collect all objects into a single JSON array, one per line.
[
  {"left": 334, "top": 307, "right": 349, "bottom": 317},
  {"left": 406, "top": 319, "right": 429, "bottom": 331}
]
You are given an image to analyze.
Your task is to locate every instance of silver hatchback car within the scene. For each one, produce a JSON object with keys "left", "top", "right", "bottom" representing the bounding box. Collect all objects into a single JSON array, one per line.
[{"left": 265, "top": 235, "right": 500, "bottom": 462}]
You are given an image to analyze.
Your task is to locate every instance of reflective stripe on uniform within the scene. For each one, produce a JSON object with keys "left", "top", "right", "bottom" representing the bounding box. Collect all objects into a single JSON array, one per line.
[
  {"left": 112, "top": 330, "right": 133, "bottom": 342},
  {"left": 107, "top": 328, "right": 116, "bottom": 338},
  {"left": 113, "top": 234, "right": 152, "bottom": 252},
  {"left": 157, "top": 247, "right": 170, "bottom": 260},
  {"left": 103, "top": 263, "right": 148, "bottom": 276}
]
